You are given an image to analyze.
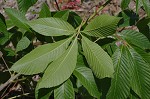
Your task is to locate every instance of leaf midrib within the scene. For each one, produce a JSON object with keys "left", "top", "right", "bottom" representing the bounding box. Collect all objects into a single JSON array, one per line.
[
  {"left": 128, "top": 48, "right": 142, "bottom": 97},
  {"left": 75, "top": 69, "right": 93, "bottom": 87},
  {"left": 43, "top": 38, "right": 77, "bottom": 82},
  {"left": 81, "top": 24, "right": 113, "bottom": 33},
  {"left": 34, "top": 24, "right": 75, "bottom": 33},
  {"left": 112, "top": 46, "right": 123, "bottom": 99},
  {"left": 14, "top": 38, "right": 72, "bottom": 67},
  {"left": 83, "top": 37, "right": 112, "bottom": 76},
  {"left": 6, "top": 9, "right": 29, "bottom": 29}
]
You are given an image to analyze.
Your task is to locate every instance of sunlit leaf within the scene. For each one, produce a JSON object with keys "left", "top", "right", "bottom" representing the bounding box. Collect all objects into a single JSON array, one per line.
[
  {"left": 81, "top": 35, "right": 114, "bottom": 78},
  {"left": 16, "top": 36, "right": 30, "bottom": 52},
  {"left": 10, "top": 37, "right": 72, "bottom": 75},
  {"left": 54, "top": 79, "right": 75, "bottom": 99},
  {"left": 82, "top": 15, "right": 121, "bottom": 37},
  {"left": 129, "top": 48, "right": 150, "bottom": 98},
  {"left": 38, "top": 38, "right": 78, "bottom": 88},
  {"left": 107, "top": 46, "right": 131, "bottom": 99},
  {"left": 120, "top": 30, "right": 150, "bottom": 49},
  {"left": 53, "top": 10, "right": 70, "bottom": 21},
  {"left": 27, "top": 18, "right": 76, "bottom": 36},
  {"left": 39, "top": 3, "right": 51, "bottom": 18},
  {"left": 5, "top": 8, "right": 30, "bottom": 31}
]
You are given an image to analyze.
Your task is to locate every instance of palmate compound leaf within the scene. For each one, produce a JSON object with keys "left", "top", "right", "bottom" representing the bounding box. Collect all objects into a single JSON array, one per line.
[
  {"left": 73, "top": 66, "right": 101, "bottom": 98},
  {"left": 54, "top": 79, "right": 75, "bottom": 99},
  {"left": 81, "top": 35, "right": 114, "bottom": 78},
  {"left": 5, "top": 8, "right": 30, "bottom": 31},
  {"left": 129, "top": 47, "right": 150, "bottom": 99},
  {"left": 120, "top": 30, "right": 150, "bottom": 49},
  {"left": 107, "top": 46, "right": 131, "bottom": 99},
  {"left": 27, "top": 18, "right": 76, "bottom": 36},
  {"left": 10, "top": 37, "right": 73, "bottom": 75},
  {"left": 38, "top": 38, "right": 78, "bottom": 88},
  {"left": 82, "top": 15, "right": 121, "bottom": 37}
]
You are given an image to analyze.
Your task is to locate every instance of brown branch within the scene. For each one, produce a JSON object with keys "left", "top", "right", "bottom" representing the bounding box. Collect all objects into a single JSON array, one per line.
[
  {"left": 54, "top": 0, "right": 60, "bottom": 11},
  {"left": 88, "top": 0, "right": 112, "bottom": 21},
  {"left": 0, "top": 74, "right": 20, "bottom": 92}
]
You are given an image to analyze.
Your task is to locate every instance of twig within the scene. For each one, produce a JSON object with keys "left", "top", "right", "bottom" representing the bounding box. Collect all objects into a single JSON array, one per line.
[
  {"left": 51, "top": 36, "right": 56, "bottom": 42},
  {"left": 54, "top": 0, "right": 60, "bottom": 11},
  {"left": 94, "top": 37, "right": 101, "bottom": 42},
  {"left": 1, "top": 56, "right": 12, "bottom": 75},
  {"left": 1, "top": 82, "right": 18, "bottom": 99},
  {"left": 88, "top": 0, "right": 112, "bottom": 21},
  {"left": 0, "top": 74, "right": 20, "bottom": 92},
  {"left": 1, "top": 83, "right": 11, "bottom": 97},
  {"left": 8, "top": 93, "right": 30, "bottom": 99}
]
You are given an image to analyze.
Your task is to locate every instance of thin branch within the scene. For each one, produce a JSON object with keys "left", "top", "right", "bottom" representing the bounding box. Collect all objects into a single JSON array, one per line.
[
  {"left": 54, "top": 0, "right": 60, "bottom": 11},
  {"left": 1, "top": 83, "right": 11, "bottom": 97},
  {"left": 51, "top": 36, "right": 56, "bottom": 42},
  {"left": 8, "top": 93, "right": 30, "bottom": 99},
  {"left": 1, "top": 82, "right": 18, "bottom": 99},
  {"left": 1, "top": 56, "right": 12, "bottom": 75},
  {"left": 0, "top": 74, "right": 20, "bottom": 92},
  {"left": 94, "top": 37, "right": 101, "bottom": 42},
  {"left": 88, "top": 0, "right": 112, "bottom": 21}
]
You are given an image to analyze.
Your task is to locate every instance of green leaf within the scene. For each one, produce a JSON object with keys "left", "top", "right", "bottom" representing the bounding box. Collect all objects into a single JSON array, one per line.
[
  {"left": 6, "top": 19, "right": 14, "bottom": 30},
  {"left": 129, "top": 93, "right": 139, "bottom": 99},
  {"left": 135, "top": 0, "right": 143, "bottom": 13},
  {"left": 118, "top": 10, "right": 139, "bottom": 27},
  {"left": 82, "top": 15, "right": 121, "bottom": 37},
  {"left": 107, "top": 46, "right": 131, "bottom": 99},
  {"left": 133, "top": 47, "right": 150, "bottom": 65},
  {"left": 27, "top": 18, "right": 76, "bottom": 36},
  {"left": 39, "top": 3, "right": 51, "bottom": 18},
  {"left": 5, "top": 8, "right": 30, "bottom": 31},
  {"left": 73, "top": 66, "right": 101, "bottom": 98},
  {"left": 102, "top": 42, "right": 117, "bottom": 56},
  {"left": 53, "top": 10, "right": 70, "bottom": 21},
  {"left": 16, "top": 36, "right": 30, "bottom": 52},
  {"left": 68, "top": 11, "right": 82, "bottom": 28},
  {"left": 17, "top": 0, "right": 37, "bottom": 13},
  {"left": 38, "top": 38, "right": 78, "bottom": 88},
  {"left": 141, "top": 0, "right": 150, "bottom": 17},
  {"left": 120, "top": 30, "right": 150, "bottom": 49},
  {"left": 121, "top": 0, "right": 131, "bottom": 10},
  {"left": 81, "top": 35, "right": 114, "bottom": 78},
  {"left": 54, "top": 79, "right": 75, "bottom": 99},
  {"left": 10, "top": 37, "right": 72, "bottom": 75},
  {"left": 35, "top": 81, "right": 52, "bottom": 99},
  {"left": 129, "top": 47, "right": 150, "bottom": 98},
  {"left": 0, "top": 32, "right": 12, "bottom": 45},
  {"left": 4, "top": 48, "right": 16, "bottom": 56},
  {"left": 136, "top": 18, "right": 150, "bottom": 40},
  {"left": 0, "top": 15, "right": 7, "bottom": 32}
]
